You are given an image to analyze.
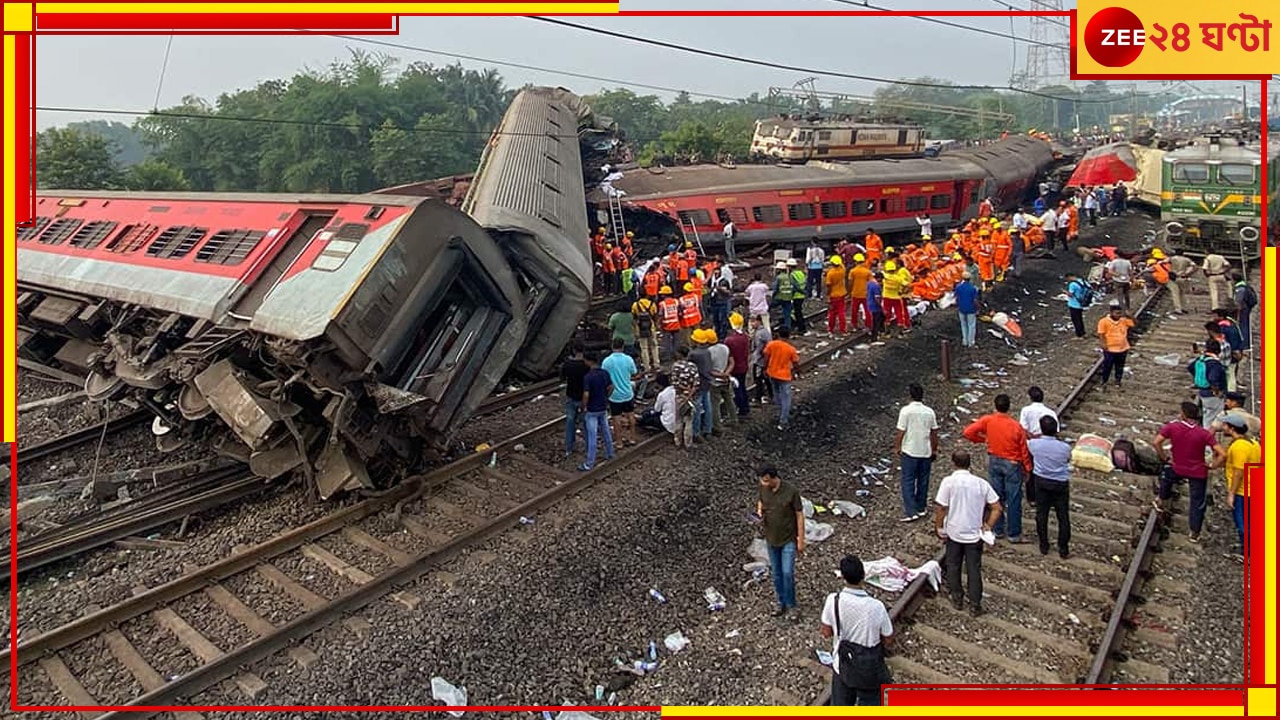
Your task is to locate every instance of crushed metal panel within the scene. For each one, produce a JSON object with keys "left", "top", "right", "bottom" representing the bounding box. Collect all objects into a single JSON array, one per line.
[
  {"left": 364, "top": 382, "right": 431, "bottom": 414},
  {"left": 193, "top": 359, "right": 280, "bottom": 450},
  {"left": 314, "top": 442, "right": 372, "bottom": 500}
]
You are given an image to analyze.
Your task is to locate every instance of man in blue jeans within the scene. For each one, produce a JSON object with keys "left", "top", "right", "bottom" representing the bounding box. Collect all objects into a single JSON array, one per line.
[
  {"left": 895, "top": 383, "right": 939, "bottom": 522},
  {"left": 963, "top": 394, "right": 1032, "bottom": 543},
  {"left": 559, "top": 342, "right": 588, "bottom": 458},
  {"left": 577, "top": 352, "right": 616, "bottom": 472},
  {"left": 953, "top": 273, "right": 981, "bottom": 347},
  {"left": 756, "top": 464, "right": 805, "bottom": 617}
]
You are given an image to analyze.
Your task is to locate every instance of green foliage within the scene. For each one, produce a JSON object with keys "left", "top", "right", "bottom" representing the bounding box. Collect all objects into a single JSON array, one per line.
[
  {"left": 65, "top": 120, "right": 150, "bottom": 166},
  {"left": 124, "top": 159, "right": 191, "bottom": 191},
  {"left": 36, "top": 127, "right": 122, "bottom": 189}
]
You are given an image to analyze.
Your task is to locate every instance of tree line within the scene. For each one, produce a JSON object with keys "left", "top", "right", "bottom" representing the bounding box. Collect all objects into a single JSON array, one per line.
[{"left": 36, "top": 50, "right": 1177, "bottom": 193}]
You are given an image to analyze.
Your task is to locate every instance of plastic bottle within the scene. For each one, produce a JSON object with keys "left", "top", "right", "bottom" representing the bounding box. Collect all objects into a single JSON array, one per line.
[
  {"left": 648, "top": 640, "right": 658, "bottom": 661},
  {"left": 649, "top": 588, "right": 667, "bottom": 604}
]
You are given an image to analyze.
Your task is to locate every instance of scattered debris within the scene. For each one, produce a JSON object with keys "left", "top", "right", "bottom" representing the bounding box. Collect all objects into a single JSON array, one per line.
[
  {"left": 430, "top": 677, "right": 468, "bottom": 717},
  {"left": 664, "top": 631, "right": 691, "bottom": 653},
  {"left": 704, "top": 587, "right": 727, "bottom": 612},
  {"left": 829, "top": 500, "right": 867, "bottom": 518}
]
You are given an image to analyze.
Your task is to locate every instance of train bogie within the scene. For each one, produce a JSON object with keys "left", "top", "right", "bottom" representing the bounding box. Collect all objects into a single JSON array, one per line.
[{"left": 1159, "top": 136, "right": 1262, "bottom": 260}]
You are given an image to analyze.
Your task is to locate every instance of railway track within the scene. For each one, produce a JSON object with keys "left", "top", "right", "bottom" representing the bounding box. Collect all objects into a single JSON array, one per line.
[
  {"left": 9, "top": 320, "right": 872, "bottom": 717},
  {"left": 811, "top": 285, "right": 1214, "bottom": 702}
]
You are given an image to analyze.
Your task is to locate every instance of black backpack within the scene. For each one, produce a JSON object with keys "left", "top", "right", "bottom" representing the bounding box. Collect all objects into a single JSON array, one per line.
[
  {"left": 635, "top": 300, "right": 656, "bottom": 334},
  {"left": 1239, "top": 283, "right": 1258, "bottom": 309},
  {"left": 832, "top": 592, "right": 893, "bottom": 691}
]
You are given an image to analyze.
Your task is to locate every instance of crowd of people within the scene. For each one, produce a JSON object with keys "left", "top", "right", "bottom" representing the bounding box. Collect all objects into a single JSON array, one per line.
[{"left": 573, "top": 194, "right": 1258, "bottom": 706}]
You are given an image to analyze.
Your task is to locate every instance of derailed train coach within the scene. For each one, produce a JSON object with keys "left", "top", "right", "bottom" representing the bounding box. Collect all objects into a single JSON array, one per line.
[{"left": 16, "top": 87, "right": 606, "bottom": 498}]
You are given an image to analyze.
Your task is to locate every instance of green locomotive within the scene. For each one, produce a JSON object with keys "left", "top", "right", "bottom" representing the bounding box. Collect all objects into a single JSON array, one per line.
[{"left": 1160, "top": 135, "right": 1262, "bottom": 260}]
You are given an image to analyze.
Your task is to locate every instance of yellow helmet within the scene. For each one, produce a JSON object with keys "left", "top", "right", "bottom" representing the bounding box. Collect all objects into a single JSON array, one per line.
[
  {"left": 729, "top": 312, "right": 744, "bottom": 329},
  {"left": 598, "top": 226, "right": 607, "bottom": 233},
  {"left": 921, "top": 234, "right": 931, "bottom": 241},
  {"left": 659, "top": 285, "right": 673, "bottom": 295},
  {"left": 952, "top": 252, "right": 964, "bottom": 261},
  {"left": 605, "top": 244, "right": 613, "bottom": 250},
  {"left": 625, "top": 231, "right": 634, "bottom": 238},
  {"left": 704, "top": 329, "right": 719, "bottom": 344},
  {"left": 683, "top": 282, "right": 695, "bottom": 292},
  {"left": 1146, "top": 258, "right": 1157, "bottom": 265},
  {"left": 830, "top": 255, "right": 843, "bottom": 266},
  {"left": 885, "top": 260, "right": 898, "bottom": 271},
  {"left": 853, "top": 253, "right": 865, "bottom": 262},
  {"left": 885, "top": 246, "right": 896, "bottom": 254},
  {"left": 1151, "top": 248, "right": 1166, "bottom": 259},
  {"left": 691, "top": 329, "right": 707, "bottom": 344},
  {"left": 685, "top": 241, "right": 694, "bottom": 249}
]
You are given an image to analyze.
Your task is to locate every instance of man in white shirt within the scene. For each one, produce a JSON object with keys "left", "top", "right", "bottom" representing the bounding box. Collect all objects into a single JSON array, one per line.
[
  {"left": 934, "top": 450, "right": 1003, "bottom": 617},
  {"left": 1011, "top": 208, "right": 1030, "bottom": 233},
  {"left": 895, "top": 384, "right": 939, "bottom": 523},
  {"left": 1018, "top": 386, "right": 1058, "bottom": 439},
  {"left": 744, "top": 273, "right": 772, "bottom": 332},
  {"left": 805, "top": 239, "right": 826, "bottom": 299},
  {"left": 1039, "top": 207, "right": 1059, "bottom": 251},
  {"left": 711, "top": 260, "right": 735, "bottom": 292},
  {"left": 1083, "top": 190, "right": 1099, "bottom": 226},
  {"left": 820, "top": 555, "right": 894, "bottom": 706},
  {"left": 722, "top": 221, "right": 738, "bottom": 263},
  {"left": 638, "top": 372, "right": 682, "bottom": 440},
  {"left": 915, "top": 213, "right": 932, "bottom": 239}
]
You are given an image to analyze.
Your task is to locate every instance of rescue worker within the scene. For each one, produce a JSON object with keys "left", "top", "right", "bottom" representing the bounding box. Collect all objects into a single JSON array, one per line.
[
  {"left": 601, "top": 244, "right": 617, "bottom": 295},
  {"left": 825, "top": 255, "right": 848, "bottom": 335},
  {"left": 1166, "top": 248, "right": 1198, "bottom": 314},
  {"left": 944, "top": 229, "right": 963, "bottom": 257},
  {"left": 788, "top": 259, "right": 808, "bottom": 334},
  {"left": 978, "top": 196, "right": 994, "bottom": 218},
  {"left": 975, "top": 230, "right": 996, "bottom": 291},
  {"left": 772, "top": 261, "right": 795, "bottom": 332},
  {"left": 632, "top": 292, "right": 660, "bottom": 371},
  {"left": 864, "top": 229, "right": 884, "bottom": 266},
  {"left": 881, "top": 260, "right": 912, "bottom": 332},
  {"left": 847, "top": 253, "right": 871, "bottom": 330},
  {"left": 643, "top": 265, "right": 662, "bottom": 299},
  {"left": 992, "top": 223, "right": 1012, "bottom": 282},
  {"left": 678, "top": 281, "right": 702, "bottom": 350},
  {"left": 620, "top": 230, "right": 635, "bottom": 259},
  {"left": 1144, "top": 255, "right": 1170, "bottom": 298},
  {"left": 1063, "top": 201, "right": 1080, "bottom": 244},
  {"left": 657, "top": 286, "right": 682, "bottom": 364},
  {"left": 1023, "top": 218, "right": 1045, "bottom": 251}
]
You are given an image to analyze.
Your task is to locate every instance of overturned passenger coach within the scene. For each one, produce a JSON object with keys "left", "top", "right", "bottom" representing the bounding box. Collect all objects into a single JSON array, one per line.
[{"left": 16, "top": 87, "right": 608, "bottom": 498}]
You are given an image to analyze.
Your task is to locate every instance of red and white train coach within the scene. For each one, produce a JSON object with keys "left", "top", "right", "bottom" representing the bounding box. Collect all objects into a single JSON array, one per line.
[
  {"left": 18, "top": 191, "right": 529, "bottom": 499},
  {"left": 600, "top": 135, "right": 1056, "bottom": 247}
]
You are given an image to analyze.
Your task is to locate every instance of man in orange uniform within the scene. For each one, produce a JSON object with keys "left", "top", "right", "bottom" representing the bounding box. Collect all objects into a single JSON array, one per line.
[
  {"left": 620, "top": 230, "right": 635, "bottom": 259},
  {"left": 943, "top": 230, "right": 963, "bottom": 257},
  {"left": 978, "top": 196, "right": 994, "bottom": 218},
  {"left": 678, "top": 281, "right": 703, "bottom": 350},
  {"left": 864, "top": 228, "right": 884, "bottom": 266},
  {"left": 1023, "top": 220, "right": 1045, "bottom": 250},
  {"left": 600, "top": 244, "right": 617, "bottom": 295},
  {"left": 847, "top": 253, "right": 872, "bottom": 330},
  {"left": 992, "top": 224, "right": 1013, "bottom": 282},
  {"left": 974, "top": 231, "right": 996, "bottom": 291},
  {"left": 643, "top": 266, "right": 662, "bottom": 299},
  {"left": 825, "top": 255, "right": 848, "bottom": 335},
  {"left": 657, "top": 286, "right": 682, "bottom": 363},
  {"left": 1063, "top": 202, "right": 1080, "bottom": 245},
  {"left": 611, "top": 244, "right": 629, "bottom": 292}
]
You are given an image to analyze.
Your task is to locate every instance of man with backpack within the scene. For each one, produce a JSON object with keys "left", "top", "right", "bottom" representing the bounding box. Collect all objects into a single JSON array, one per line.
[
  {"left": 820, "top": 555, "right": 894, "bottom": 705},
  {"left": 1231, "top": 272, "right": 1256, "bottom": 352},
  {"left": 1064, "top": 272, "right": 1091, "bottom": 339},
  {"left": 631, "top": 293, "right": 660, "bottom": 373},
  {"left": 1207, "top": 313, "right": 1244, "bottom": 393},
  {"left": 1188, "top": 340, "right": 1228, "bottom": 429},
  {"left": 1152, "top": 401, "right": 1225, "bottom": 543}
]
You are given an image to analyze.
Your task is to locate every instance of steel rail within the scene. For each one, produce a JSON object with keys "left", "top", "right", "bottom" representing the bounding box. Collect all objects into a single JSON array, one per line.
[
  {"left": 812, "top": 286, "right": 1170, "bottom": 704},
  {"left": 16, "top": 409, "right": 151, "bottom": 465}
]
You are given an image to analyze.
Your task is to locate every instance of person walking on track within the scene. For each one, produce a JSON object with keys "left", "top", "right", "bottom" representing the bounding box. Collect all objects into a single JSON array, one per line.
[
  {"left": 756, "top": 464, "right": 804, "bottom": 617},
  {"left": 934, "top": 450, "right": 1002, "bottom": 617}
]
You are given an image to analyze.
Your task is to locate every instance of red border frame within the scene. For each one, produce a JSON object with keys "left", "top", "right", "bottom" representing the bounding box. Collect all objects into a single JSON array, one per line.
[{"left": 5, "top": 4, "right": 1266, "bottom": 715}]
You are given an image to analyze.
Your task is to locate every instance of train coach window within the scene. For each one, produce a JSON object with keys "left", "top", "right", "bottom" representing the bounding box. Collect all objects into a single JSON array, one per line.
[
  {"left": 1218, "top": 164, "right": 1255, "bottom": 186},
  {"left": 851, "top": 200, "right": 876, "bottom": 216},
  {"left": 1172, "top": 163, "right": 1210, "bottom": 183},
  {"left": 788, "top": 203, "right": 817, "bottom": 221},
  {"left": 677, "top": 209, "right": 714, "bottom": 227},
  {"left": 820, "top": 201, "right": 847, "bottom": 219},
  {"left": 905, "top": 196, "right": 928, "bottom": 212},
  {"left": 38, "top": 218, "right": 82, "bottom": 245},
  {"left": 716, "top": 207, "right": 748, "bottom": 225},
  {"left": 879, "top": 198, "right": 899, "bottom": 214},
  {"left": 930, "top": 194, "right": 952, "bottom": 210},
  {"left": 16, "top": 216, "right": 50, "bottom": 241},
  {"left": 107, "top": 224, "right": 158, "bottom": 253},
  {"left": 818, "top": 130, "right": 832, "bottom": 142},
  {"left": 752, "top": 205, "right": 784, "bottom": 224},
  {"left": 147, "top": 225, "right": 208, "bottom": 259},
  {"left": 69, "top": 221, "right": 119, "bottom": 249},
  {"left": 197, "top": 229, "right": 266, "bottom": 265}
]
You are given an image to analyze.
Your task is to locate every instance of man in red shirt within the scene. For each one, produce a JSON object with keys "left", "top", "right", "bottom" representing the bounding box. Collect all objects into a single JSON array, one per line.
[
  {"left": 724, "top": 313, "right": 751, "bottom": 419},
  {"left": 1152, "top": 401, "right": 1226, "bottom": 542},
  {"left": 963, "top": 394, "right": 1032, "bottom": 543}
]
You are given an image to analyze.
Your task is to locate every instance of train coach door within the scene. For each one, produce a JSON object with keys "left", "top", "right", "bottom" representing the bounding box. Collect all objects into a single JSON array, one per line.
[
  {"left": 951, "top": 181, "right": 968, "bottom": 222},
  {"left": 232, "top": 210, "right": 335, "bottom": 317}
]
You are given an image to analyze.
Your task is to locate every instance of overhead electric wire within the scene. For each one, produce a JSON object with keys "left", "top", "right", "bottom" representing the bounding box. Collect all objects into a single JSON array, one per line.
[
  {"left": 526, "top": 16, "right": 1158, "bottom": 103},
  {"left": 985, "top": 0, "right": 1071, "bottom": 30},
  {"left": 152, "top": 35, "right": 175, "bottom": 112},
  {"left": 826, "top": 0, "right": 1069, "bottom": 47}
]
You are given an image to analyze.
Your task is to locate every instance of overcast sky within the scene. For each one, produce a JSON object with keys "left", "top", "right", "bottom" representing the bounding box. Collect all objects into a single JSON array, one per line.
[{"left": 34, "top": 0, "right": 1252, "bottom": 130}]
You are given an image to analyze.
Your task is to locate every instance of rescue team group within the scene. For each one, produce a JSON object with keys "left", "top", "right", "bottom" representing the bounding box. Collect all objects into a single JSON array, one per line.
[{"left": 569, "top": 205, "right": 1259, "bottom": 705}]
